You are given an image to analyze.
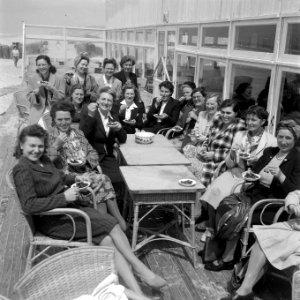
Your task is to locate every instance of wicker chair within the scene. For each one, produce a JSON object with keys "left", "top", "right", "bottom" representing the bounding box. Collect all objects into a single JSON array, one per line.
[
  {"left": 14, "top": 247, "right": 115, "bottom": 300},
  {"left": 6, "top": 168, "right": 97, "bottom": 273},
  {"left": 13, "top": 91, "right": 30, "bottom": 134}
]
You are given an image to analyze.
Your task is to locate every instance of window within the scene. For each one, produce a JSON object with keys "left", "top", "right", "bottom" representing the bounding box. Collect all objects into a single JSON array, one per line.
[
  {"left": 120, "top": 45, "right": 127, "bottom": 57},
  {"left": 176, "top": 54, "right": 196, "bottom": 97},
  {"left": 106, "top": 43, "right": 112, "bottom": 58},
  {"left": 231, "top": 64, "right": 272, "bottom": 110},
  {"left": 128, "top": 31, "right": 135, "bottom": 42},
  {"left": 178, "top": 27, "right": 198, "bottom": 46},
  {"left": 285, "top": 23, "right": 300, "bottom": 55},
  {"left": 121, "top": 31, "right": 127, "bottom": 42},
  {"left": 128, "top": 46, "right": 135, "bottom": 57},
  {"left": 199, "top": 59, "right": 225, "bottom": 93},
  {"left": 135, "top": 47, "right": 143, "bottom": 78},
  {"left": 166, "top": 31, "right": 175, "bottom": 81},
  {"left": 136, "top": 31, "right": 144, "bottom": 43},
  {"left": 157, "top": 32, "right": 165, "bottom": 80},
  {"left": 145, "top": 30, "right": 155, "bottom": 44},
  {"left": 144, "top": 48, "right": 155, "bottom": 93},
  {"left": 235, "top": 24, "right": 276, "bottom": 53},
  {"left": 277, "top": 71, "right": 300, "bottom": 125},
  {"left": 202, "top": 26, "right": 229, "bottom": 49}
]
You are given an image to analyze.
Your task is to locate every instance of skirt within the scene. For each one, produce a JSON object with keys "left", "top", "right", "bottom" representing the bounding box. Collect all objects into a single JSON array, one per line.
[{"left": 253, "top": 220, "right": 300, "bottom": 270}]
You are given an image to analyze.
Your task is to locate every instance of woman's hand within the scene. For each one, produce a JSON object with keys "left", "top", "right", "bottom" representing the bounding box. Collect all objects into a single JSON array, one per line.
[
  {"left": 159, "top": 113, "right": 168, "bottom": 119},
  {"left": 108, "top": 121, "right": 122, "bottom": 131},
  {"left": 87, "top": 103, "right": 98, "bottom": 118},
  {"left": 119, "top": 104, "right": 127, "bottom": 111},
  {"left": 64, "top": 187, "right": 79, "bottom": 202},
  {"left": 40, "top": 81, "right": 54, "bottom": 92},
  {"left": 123, "top": 119, "right": 136, "bottom": 125},
  {"left": 265, "top": 166, "right": 286, "bottom": 183},
  {"left": 200, "top": 151, "right": 214, "bottom": 161},
  {"left": 189, "top": 110, "right": 198, "bottom": 121},
  {"left": 246, "top": 155, "right": 258, "bottom": 165},
  {"left": 288, "top": 204, "right": 300, "bottom": 218},
  {"left": 54, "top": 132, "right": 68, "bottom": 149}
]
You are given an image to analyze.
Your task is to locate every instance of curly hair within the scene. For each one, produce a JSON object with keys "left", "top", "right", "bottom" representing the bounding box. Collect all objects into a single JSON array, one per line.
[
  {"left": 120, "top": 82, "right": 141, "bottom": 103},
  {"left": 50, "top": 100, "right": 76, "bottom": 123},
  {"left": 246, "top": 105, "right": 269, "bottom": 127},
  {"left": 36, "top": 55, "right": 56, "bottom": 74},
  {"left": 98, "top": 86, "right": 117, "bottom": 102},
  {"left": 276, "top": 119, "right": 300, "bottom": 140},
  {"left": 120, "top": 55, "right": 135, "bottom": 68},
  {"left": 159, "top": 81, "right": 174, "bottom": 94},
  {"left": 103, "top": 58, "right": 118, "bottom": 69},
  {"left": 14, "top": 124, "right": 49, "bottom": 159},
  {"left": 205, "top": 92, "right": 222, "bottom": 107}
]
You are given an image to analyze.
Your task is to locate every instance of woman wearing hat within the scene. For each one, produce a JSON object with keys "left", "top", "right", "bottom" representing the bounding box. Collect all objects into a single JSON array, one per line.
[
  {"left": 65, "top": 52, "right": 99, "bottom": 103},
  {"left": 26, "top": 55, "right": 65, "bottom": 128}
]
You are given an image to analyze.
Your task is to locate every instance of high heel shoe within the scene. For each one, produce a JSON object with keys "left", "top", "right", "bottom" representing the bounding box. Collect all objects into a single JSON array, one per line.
[{"left": 138, "top": 273, "right": 167, "bottom": 290}]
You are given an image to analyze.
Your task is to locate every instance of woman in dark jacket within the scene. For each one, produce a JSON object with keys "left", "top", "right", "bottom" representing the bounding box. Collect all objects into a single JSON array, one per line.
[
  {"left": 113, "top": 56, "right": 138, "bottom": 88},
  {"left": 13, "top": 124, "right": 166, "bottom": 297},
  {"left": 204, "top": 120, "right": 300, "bottom": 273}
]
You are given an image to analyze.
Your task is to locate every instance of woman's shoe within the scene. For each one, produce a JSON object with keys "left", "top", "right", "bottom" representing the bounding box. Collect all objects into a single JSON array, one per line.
[
  {"left": 205, "top": 259, "right": 235, "bottom": 271},
  {"left": 139, "top": 273, "right": 167, "bottom": 290},
  {"left": 219, "top": 292, "right": 255, "bottom": 300}
]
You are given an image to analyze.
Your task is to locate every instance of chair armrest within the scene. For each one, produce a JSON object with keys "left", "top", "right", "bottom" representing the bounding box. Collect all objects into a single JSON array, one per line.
[
  {"left": 38, "top": 208, "right": 93, "bottom": 244},
  {"left": 212, "top": 160, "right": 227, "bottom": 180},
  {"left": 157, "top": 127, "right": 172, "bottom": 135}
]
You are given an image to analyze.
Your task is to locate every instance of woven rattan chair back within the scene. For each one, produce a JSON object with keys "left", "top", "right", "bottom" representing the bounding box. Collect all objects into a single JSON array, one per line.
[{"left": 14, "top": 247, "right": 115, "bottom": 300}]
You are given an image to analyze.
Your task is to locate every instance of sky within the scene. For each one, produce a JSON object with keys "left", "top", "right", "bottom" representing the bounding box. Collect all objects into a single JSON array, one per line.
[{"left": 0, "top": 0, "right": 106, "bottom": 44}]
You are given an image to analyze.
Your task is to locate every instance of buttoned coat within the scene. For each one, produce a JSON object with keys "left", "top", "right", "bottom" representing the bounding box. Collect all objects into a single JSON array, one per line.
[{"left": 113, "top": 69, "right": 138, "bottom": 87}]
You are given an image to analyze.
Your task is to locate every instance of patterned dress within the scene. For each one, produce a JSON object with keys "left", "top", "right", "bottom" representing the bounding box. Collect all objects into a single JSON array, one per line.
[{"left": 48, "top": 126, "right": 116, "bottom": 204}]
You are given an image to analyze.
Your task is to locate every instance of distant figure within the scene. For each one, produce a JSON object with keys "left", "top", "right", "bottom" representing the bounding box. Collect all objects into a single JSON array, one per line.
[{"left": 12, "top": 47, "right": 20, "bottom": 68}]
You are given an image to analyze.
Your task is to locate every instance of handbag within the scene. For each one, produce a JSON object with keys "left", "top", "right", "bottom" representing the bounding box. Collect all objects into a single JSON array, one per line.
[{"left": 202, "top": 236, "right": 225, "bottom": 264}]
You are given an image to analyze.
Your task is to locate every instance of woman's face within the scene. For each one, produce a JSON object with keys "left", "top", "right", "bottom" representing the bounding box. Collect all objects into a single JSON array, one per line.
[
  {"left": 36, "top": 59, "right": 50, "bottom": 77},
  {"left": 192, "top": 92, "right": 205, "bottom": 107},
  {"left": 54, "top": 111, "right": 72, "bottom": 132},
  {"left": 243, "top": 86, "right": 252, "bottom": 99},
  {"left": 21, "top": 136, "right": 45, "bottom": 162},
  {"left": 104, "top": 63, "right": 115, "bottom": 78},
  {"left": 205, "top": 97, "right": 218, "bottom": 115},
  {"left": 124, "top": 88, "right": 135, "bottom": 104},
  {"left": 277, "top": 129, "right": 295, "bottom": 153},
  {"left": 246, "top": 114, "right": 265, "bottom": 133},
  {"left": 182, "top": 86, "right": 193, "bottom": 100},
  {"left": 72, "top": 89, "right": 84, "bottom": 105},
  {"left": 122, "top": 61, "right": 133, "bottom": 73},
  {"left": 220, "top": 105, "right": 237, "bottom": 125},
  {"left": 76, "top": 59, "right": 89, "bottom": 75},
  {"left": 97, "top": 92, "right": 113, "bottom": 113},
  {"left": 159, "top": 86, "right": 172, "bottom": 101}
]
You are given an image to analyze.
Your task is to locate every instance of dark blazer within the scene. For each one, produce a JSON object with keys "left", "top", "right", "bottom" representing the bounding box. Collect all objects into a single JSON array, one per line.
[
  {"left": 79, "top": 106, "right": 127, "bottom": 162},
  {"left": 145, "top": 97, "right": 180, "bottom": 132},
  {"left": 113, "top": 69, "right": 138, "bottom": 87},
  {"left": 247, "top": 147, "right": 300, "bottom": 201}
]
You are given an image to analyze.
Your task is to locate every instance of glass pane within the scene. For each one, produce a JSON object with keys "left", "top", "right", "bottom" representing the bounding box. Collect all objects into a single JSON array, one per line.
[
  {"left": 144, "top": 48, "right": 155, "bottom": 93},
  {"left": 166, "top": 31, "right": 175, "bottom": 81},
  {"left": 202, "top": 26, "right": 229, "bottom": 49},
  {"left": 66, "top": 28, "right": 105, "bottom": 40},
  {"left": 120, "top": 45, "right": 127, "bottom": 57},
  {"left": 285, "top": 23, "right": 300, "bottom": 55},
  {"left": 176, "top": 54, "right": 196, "bottom": 97},
  {"left": 145, "top": 30, "right": 155, "bottom": 44},
  {"left": 121, "top": 31, "right": 127, "bottom": 42},
  {"left": 26, "top": 26, "right": 64, "bottom": 38},
  {"left": 178, "top": 27, "right": 198, "bottom": 46},
  {"left": 136, "top": 31, "right": 144, "bottom": 43},
  {"left": 106, "top": 43, "right": 112, "bottom": 58},
  {"left": 135, "top": 47, "right": 143, "bottom": 78},
  {"left": 128, "top": 31, "right": 135, "bottom": 42},
  {"left": 235, "top": 24, "right": 276, "bottom": 53},
  {"left": 278, "top": 72, "right": 300, "bottom": 125},
  {"left": 231, "top": 64, "right": 271, "bottom": 114},
  {"left": 157, "top": 32, "right": 165, "bottom": 80},
  {"left": 128, "top": 46, "right": 135, "bottom": 57},
  {"left": 112, "top": 44, "right": 120, "bottom": 64},
  {"left": 199, "top": 59, "right": 225, "bottom": 93}
]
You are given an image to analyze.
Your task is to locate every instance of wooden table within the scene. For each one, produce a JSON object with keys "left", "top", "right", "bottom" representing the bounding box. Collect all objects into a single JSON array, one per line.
[
  {"left": 120, "top": 134, "right": 191, "bottom": 166},
  {"left": 120, "top": 165, "right": 205, "bottom": 267}
]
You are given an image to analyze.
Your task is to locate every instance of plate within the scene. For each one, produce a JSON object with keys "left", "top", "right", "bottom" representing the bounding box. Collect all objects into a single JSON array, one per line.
[
  {"left": 67, "top": 158, "right": 85, "bottom": 167},
  {"left": 71, "top": 181, "right": 90, "bottom": 190},
  {"left": 178, "top": 178, "right": 196, "bottom": 187},
  {"left": 173, "top": 126, "right": 183, "bottom": 132},
  {"left": 242, "top": 171, "right": 261, "bottom": 182},
  {"left": 239, "top": 152, "right": 251, "bottom": 159},
  {"left": 107, "top": 122, "right": 118, "bottom": 127}
]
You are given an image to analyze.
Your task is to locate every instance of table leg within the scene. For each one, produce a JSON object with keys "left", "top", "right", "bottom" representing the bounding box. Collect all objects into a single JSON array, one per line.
[
  {"left": 122, "top": 189, "right": 128, "bottom": 218},
  {"left": 131, "top": 203, "right": 139, "bottom": 251},
  {"left": 191, "top": 202, "right": 196, "bottom": 268}
]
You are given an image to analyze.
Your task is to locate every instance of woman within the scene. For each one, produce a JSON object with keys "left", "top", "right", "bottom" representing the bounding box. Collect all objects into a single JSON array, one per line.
[
  {"left": 144, "top": 81, "right": 181, "bottom": 133},
  {"left": 13, "top": 124, "right": 166, "bottom": 299},
  {"left": 113, "top": 56, "right": 138, "bottom": 87},
  {"left": 177, "top": 81, "right": 197, "bottom": 111},
  {"left": 221, "top": 190, "right": 300, "bottom": 300},
  {"left": 97, "top": 58, "right": 122, "bottom": 101},
  {"left": 26, "top": 55, "right": 65, "bottom": 128},
  {"left": 205, "top": 120, "right": 300, "bottom": 273},
  {"left": 184, "top": 99, "right": 246, "bottom": 188},
  {"left": 233, "top": 83, "right": 256, "bottom": 119},
  {"left": 199, "top": 106, "right": 277, "bottom": 230},
  {"left": 118, "top": 83, "right": 145, "bottom": 134},
  {"left": 66, "top": 84, "right": 85, "bottom": 123},
  {"left": 182, "top": 92, "right": 221, "bottom": 151},
  {"left": 47, "top": 100, "right": 126, "bottom": 231},
  {"left": 65, "top": 52, "right": 99, "bottom": 103},
  {"left": 80, "top": 86, "right": 127, "bottom": 187}
]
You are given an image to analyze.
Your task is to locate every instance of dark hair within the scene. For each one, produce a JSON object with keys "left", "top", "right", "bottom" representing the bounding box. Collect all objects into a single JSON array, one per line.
[
  {"left": 69, "top": 84, "right": 84, "bottom": 96},
  {"left": 14, "top": 124, "right": 48, "bottom": 159},
  {"left": 120, "top": 55, "right": 135, "bottom": 68},
  {"left": 205, "top": 92, "right": 222, "bottom": 107},
  {"left": 276, "top": 119, "right": 300, "bottom": 140},
  {"left": 220, "top": 99, "right": 240, "bottom": 114},
  {"left": 50, "top": 100, "right": 76, "bottom": 122},
  {"left": 74, "top": 52, "right": 90, "bottom": 67},
  {"left": 235, "top": 82, "right": 251, "bottom": 95},
  {"left": 191, "top": 86, "right": 206, "bottom": 98},
  {"left": 159, "top": 81, "right": 174, "bottom": 94},
  {"left": 246, "top": 105, "right": 269, "bottom": 127},
  {"left": 99, "top": 86, "right": 116, "bottom": 102},
  {"left": 103, "top": 58, "right": 118, "bottom": 69},
  {"left": 36, "top": 55, "right": 56, "bottom": 74},
  {"left": 182, "top": 81, "right": 196, "bottom": 90},
  {"left": 121, "top": 82, "right": 140, "bottom": 103}
]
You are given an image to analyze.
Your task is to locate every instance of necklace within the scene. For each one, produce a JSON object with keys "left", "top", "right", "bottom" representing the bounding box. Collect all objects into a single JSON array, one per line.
[{"left": 275, "top": 153, "right": 287, "bottom": 160}]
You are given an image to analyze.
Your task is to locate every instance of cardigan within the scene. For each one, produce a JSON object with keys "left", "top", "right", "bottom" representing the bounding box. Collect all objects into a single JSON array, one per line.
[{"left": 97, "top": 75, "right": 122, "bottom": 101}]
